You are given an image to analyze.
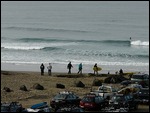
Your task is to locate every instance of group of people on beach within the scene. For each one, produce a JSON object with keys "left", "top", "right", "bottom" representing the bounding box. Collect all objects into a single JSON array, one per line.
[
  {"left": 40, "top": 63, "right": 52, "bottom": 76},
  {"left": 40, "top": 62, "right": 124, "bottom": 76},
  {"left": 40, "top": 62, "right": 83, "bottom": 75}
]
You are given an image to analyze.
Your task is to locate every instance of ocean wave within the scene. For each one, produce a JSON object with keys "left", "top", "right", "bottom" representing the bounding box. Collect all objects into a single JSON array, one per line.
[
  {"left": 1, "top": 46, "right": 62, "bottom": 51},
  {"left": 3, "top": 26, "right": 90, "bottom": 33},
  {"left": 65, "top": 49, "right": 149, "bottom": 59},
  {"left": 8, "top": 37, "right": 148, "bottom": 46},
  {"left": 17, "top": 38, "right": 131, "bottom": 45}
]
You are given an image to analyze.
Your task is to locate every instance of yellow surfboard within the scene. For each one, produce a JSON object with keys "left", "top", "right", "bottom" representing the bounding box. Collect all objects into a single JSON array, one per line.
[{"left": 93, "top": 67, "right": 102, "bottom": 71}]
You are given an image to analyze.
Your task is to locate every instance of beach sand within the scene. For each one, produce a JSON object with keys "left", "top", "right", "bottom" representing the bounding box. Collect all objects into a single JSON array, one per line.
[{"left": 1, "top": 70, "right": 149, "bottom": 112}]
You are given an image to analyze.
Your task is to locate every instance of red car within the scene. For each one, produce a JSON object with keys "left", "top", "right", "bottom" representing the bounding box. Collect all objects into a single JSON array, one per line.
[{"left": 79, "top": 93, "right": 106, "bottom": 111}]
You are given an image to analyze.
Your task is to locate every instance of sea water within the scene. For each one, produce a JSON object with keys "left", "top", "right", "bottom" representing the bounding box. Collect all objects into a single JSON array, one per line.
[{"left": 1, "top": 1, "right": 149, "bottom": 73}]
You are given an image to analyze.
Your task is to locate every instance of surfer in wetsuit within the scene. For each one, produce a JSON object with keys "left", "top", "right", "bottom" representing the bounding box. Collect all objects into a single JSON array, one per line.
[{"left": 93, "top": 63, "right": 98, "bottom": 75}]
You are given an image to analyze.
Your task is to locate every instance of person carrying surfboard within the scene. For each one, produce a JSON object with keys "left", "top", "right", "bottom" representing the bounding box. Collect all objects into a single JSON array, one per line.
[
  {"left": 93, "top": 63, "right": 98, "bottom": 75},
  {"left": 93, "top": 63, "right": 102, "bottom": 75}
]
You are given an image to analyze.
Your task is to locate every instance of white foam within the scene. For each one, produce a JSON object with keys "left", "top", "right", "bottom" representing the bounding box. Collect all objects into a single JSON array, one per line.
[{"left": 131, "top": 40, "right": 149, "bottom": 46}]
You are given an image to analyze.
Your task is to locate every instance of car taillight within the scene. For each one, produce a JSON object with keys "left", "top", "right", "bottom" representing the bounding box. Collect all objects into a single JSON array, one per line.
[{"left": 80, "top": 101, "right": 83, "bottom": 105}]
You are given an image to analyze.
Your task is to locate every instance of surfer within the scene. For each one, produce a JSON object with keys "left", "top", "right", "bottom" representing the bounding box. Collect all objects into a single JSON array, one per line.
[{"left": 93, "top": 63, "right": 98, "bottom": 75}]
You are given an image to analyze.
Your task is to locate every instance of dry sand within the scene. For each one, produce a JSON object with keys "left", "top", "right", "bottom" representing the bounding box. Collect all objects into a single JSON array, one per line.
[{"left": 1, "top": 70, "right": 149, "bottom": 112}]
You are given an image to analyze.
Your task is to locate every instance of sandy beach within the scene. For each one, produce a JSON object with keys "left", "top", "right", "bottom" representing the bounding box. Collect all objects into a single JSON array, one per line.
[{"left": 1, "top": 70, "right": 149, "bottom": 112}]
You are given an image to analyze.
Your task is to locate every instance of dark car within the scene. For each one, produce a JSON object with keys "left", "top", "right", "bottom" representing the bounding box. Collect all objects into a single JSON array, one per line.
[
  {"left": 50, "top": 91, "right": 81, "bottom": 110},
  {"left": 131, "top": 74, "right": 149, "bottom": 87},
  {"left": 120, "top": 80, "right": 132, "bottom": 86},
  {"left": 1, "top": 102, "right": 24, "bottom": 112},
  {"left": 109, "top": 94, "right": 139, "bottom": 110},
  {"left": 79, "top": 93, "right": 106, "bottom": 111},
  {"left": 137, "top": 88, "right": 149, "bottom": 104}
]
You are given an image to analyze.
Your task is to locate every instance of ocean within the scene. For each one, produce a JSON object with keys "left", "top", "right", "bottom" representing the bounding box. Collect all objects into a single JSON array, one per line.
[{"left": 1, "top": 1, "right": 149, "bottom": 74}]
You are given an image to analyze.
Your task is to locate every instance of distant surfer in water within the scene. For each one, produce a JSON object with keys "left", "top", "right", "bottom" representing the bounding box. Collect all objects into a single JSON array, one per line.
[{"left": 129, "top": 37, "right": 132, "bottom": 45}]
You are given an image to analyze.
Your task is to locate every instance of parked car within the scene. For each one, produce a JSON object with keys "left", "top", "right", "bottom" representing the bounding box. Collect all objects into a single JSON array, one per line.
[
  {"left": 131, "top": 74, "right": 149, "bottom": 87},
  {"left": 136, "top": 88, "right": 149, "bottom": 104},
  {"left": 91, "top": 85, "right": 117, "bottom": 99},
  {"left": 25, "top": 102, "right": 52, "bottom": 112},
  {"left": 1, "top": 102, "right": 24, "bottom": 112},
  {"left": 50, "top": 91, "right": 81, "bottom": 110},
  {"left": 79, "top": 93, "right": 106, "bottom": 111},
  {"left": 120, "top": 80, "right": 132, "bottom": 86},
  {"left": 109, "top": 94, "right": 140, "bottom": 110},
  {"left": 117, "top": 83, "right": 142, "bottom": 95}
]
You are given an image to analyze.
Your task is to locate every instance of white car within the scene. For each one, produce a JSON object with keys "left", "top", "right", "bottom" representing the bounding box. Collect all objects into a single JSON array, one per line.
[{"left": 91, "top": 85, "right": 117, "bottom": 99}]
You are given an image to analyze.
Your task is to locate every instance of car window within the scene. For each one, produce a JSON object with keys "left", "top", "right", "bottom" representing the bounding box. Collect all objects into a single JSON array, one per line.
[
  {"left": 95, "top": 97, "right": 99, "bottom": 103},
  {"left": 82, "top": 97, "right": 94, "bottom": 102},
  {"left": 67, "top": 95, "right": 74, "bottom": 99},
  {"left": 112, "top": 88, "right": 117, "bottom": 92},
  {"left": 54, "top": 94, "right": 66, "bottom": 99},
  {"left": 98, "top": 96, "right": 104, "bottom": 101},
  {"left": 125, "top": 95, "right": 131, "bottom": 100},
  {"left": 72, "top": 94, "right": 78, "bottom": 99},
  {"left": 132, "top": 75, "right": 144, "bottom": 79}
]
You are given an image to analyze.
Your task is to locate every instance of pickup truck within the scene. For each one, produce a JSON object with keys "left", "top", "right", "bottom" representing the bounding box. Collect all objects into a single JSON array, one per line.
[{"left": 90, "top": 85, "right": 117, "bottom": 99}]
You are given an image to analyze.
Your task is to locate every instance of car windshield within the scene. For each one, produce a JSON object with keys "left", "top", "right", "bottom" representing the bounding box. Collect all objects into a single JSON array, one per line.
[
  {"left": 82, "top": 97, "right": 94, "bottom": 102},
  {"left": 99, "top": 86, "right": 116, "bottom": 92},
  {"left": 112, "top": 96, "right": 124, "bottom": 102},
  {"left": 132, "top": 75, "right": 144, "bottom": 79},
  {"left": 54, "top": 94, "right": 67, "bottom": 100}
]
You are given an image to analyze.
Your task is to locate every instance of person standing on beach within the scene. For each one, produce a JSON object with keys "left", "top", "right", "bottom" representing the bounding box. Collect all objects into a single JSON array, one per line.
[
  {"left": 47, "top": 63, "right": 52, "bottom": 76},
  {"left": 77, "top": 63, "right": 82, "bottom": 74},
  {"left": 119, "top": 69, "right": 123, "bottom": 76},
  {"left": 67, "top": 62, "right": 73, "bottom": 74},
  {"left": 93, "top": 63, "right": 98, "bottom": 75},
  {"left": 40, "top": 63, "right": 45, "bottom": 75}
]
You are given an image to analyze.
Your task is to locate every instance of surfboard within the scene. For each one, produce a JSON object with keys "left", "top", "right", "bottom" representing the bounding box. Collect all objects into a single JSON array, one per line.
[{"left": 93, "top": 67, "right": 102, "bottom": 71}]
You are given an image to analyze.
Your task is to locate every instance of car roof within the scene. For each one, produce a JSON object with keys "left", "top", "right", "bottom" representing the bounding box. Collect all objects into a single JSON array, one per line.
[
  {"left": 115, "top": 94, "right": 124, "bottom": 96},
  {"left": 140, "top": 88, "right": 149, "bottom": 90},
  {"left": 132, "top": 73, "right": 148, "bottom": 76},
  {"left": 59, "top": 91, "right": 74, "bottom": 95}
]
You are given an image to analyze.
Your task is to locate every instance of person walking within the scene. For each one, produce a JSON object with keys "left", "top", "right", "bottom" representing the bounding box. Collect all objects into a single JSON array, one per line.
[
  {"left": 93, "top": 63, "right": 98, "bottom": 75},
  {"left": 67, "top": 62, "right": 73, "bottom": 74},
  {"left": 47, "top": 63, "right": 52, "bottom": 76},
  {"left": 40, "top": 63, "right": 45, "bottom": 75},
  {"left": 77, "top": 63, "right": 82, "bottom": 74}
]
